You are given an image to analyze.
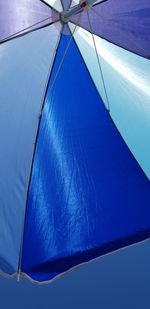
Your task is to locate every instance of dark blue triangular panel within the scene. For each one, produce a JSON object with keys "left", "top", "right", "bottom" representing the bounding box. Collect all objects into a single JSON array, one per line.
[{"left": 21, "top": 33, "right": 150, "bottom": 282}]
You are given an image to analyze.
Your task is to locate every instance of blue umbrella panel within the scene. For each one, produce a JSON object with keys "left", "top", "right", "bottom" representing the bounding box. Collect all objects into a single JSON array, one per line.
[{"left": 0, "top": 0, "right": 150, "bottom": 283}]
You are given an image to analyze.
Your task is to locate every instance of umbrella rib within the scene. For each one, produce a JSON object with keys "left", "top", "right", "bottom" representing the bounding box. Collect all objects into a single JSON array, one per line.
[
  {"left": 17, "top": 22, "right": 81, "bottom": 281},
  {"left": 49, "top": 17, "right": 81, "bottom": 93},
  {"left": 90, "top": 7, "right": 148, "bottom": 59},
  {"left": 16, "top": 21, "right": 80, "bottom": 280},
  {"left": 67, "top": 0, "right": 74, "bottom": 10},
  {"left": 87, "top": 11, "right": 110, "bottom": 112},
  {"left": 40, "top": 0, "right": 62, "bottom": 13},
  {"left": 60, "top": 0, "right": 65, "bottom": 11},
  {"left": 16, "top": 25, "right": 63, "bottom": 281},
  {"left": 0, "top": 17, "right": 59, "bottom": 45},
  {"left": 93, "top": 0, "right": 110, "bottom": 8}
]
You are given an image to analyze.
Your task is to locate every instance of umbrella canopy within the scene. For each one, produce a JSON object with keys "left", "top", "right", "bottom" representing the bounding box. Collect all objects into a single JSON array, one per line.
[{"left": 0, "top": 0, "right": 150, "bottom": 283}]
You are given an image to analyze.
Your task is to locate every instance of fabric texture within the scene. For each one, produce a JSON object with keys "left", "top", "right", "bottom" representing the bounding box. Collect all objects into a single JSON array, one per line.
[
  {"left": 0, "top": 0, "right": 150, "bottom": 283},
  {"left": 0, "top": 0, "right": 59, "bottom": 42},
  {"left": 70, "top": 0, "right": 150, "bottom": 59},
  {"left": 0, "top": 23, "right": 61, "bottom": 274},
  {"left": 69, "top": 24, "right": 150, "bottom": 179},
  {"left": 21, "top": 32, "right": 150, "bottom": 282}
]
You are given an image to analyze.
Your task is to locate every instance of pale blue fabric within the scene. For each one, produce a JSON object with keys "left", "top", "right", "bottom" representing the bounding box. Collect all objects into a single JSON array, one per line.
[{"left": 0, "top": 23, "right": 61, "bottom": 274}]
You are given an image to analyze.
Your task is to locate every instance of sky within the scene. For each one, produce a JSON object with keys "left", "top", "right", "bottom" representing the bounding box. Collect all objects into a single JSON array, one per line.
[{"left": 0, "top": 239, "right": 150, "bottom": 309}]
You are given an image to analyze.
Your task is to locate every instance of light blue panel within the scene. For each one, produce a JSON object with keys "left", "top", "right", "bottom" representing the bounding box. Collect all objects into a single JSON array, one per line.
[
  {"left": 95, "top": 35, "right": 150, "bottom": 179},
  {"left": 71, "top": 25, "right": 150, "bottom": 179},
  {"left": 0, "top": 23, "right": 61, "bottom": 274}
]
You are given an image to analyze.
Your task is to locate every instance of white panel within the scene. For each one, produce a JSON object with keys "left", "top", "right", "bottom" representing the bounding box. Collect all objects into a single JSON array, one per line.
[
  {"left": 44, "top": 0, "right": 63, "bottom": 12},
  {"left": 69, "top": 23, "right": 150, "bottom": 179},
  {"left": 70, "top": 0, "right": 103, "bottom": 6},
  {"left": 0, "top": 22, "right": 61, "bottom": 274},
  {"left": 69, "top": 23, "right": 108, "bottom": 108}
]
